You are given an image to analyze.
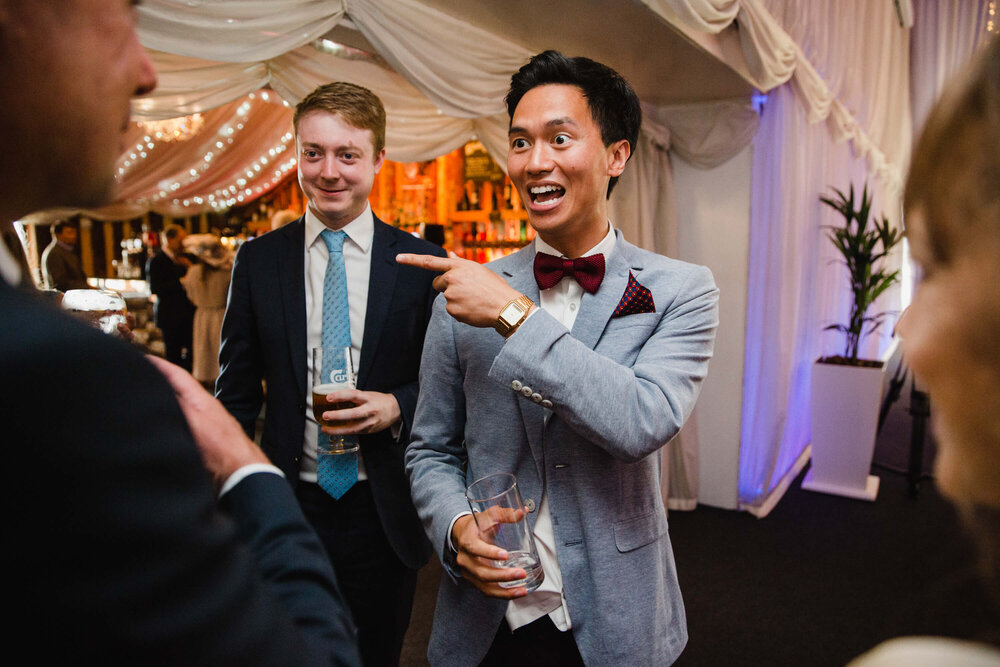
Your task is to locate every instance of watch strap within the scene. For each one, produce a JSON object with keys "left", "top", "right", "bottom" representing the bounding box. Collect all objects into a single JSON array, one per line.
[{"left": 494, "top": 294, "right": 534, "bottom": 338}]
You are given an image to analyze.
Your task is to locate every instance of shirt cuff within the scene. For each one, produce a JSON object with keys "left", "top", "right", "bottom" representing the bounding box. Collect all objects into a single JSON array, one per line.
[
  {"left": 219, "top": 463, "right": 285, "bottom": 498},
  {"left": 447, "top": 511, "right": 473, "bottom": 552}
]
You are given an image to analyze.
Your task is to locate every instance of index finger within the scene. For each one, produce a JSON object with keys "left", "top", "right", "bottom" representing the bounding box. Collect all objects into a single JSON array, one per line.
[{"left": 396, "top": 253, "right": 457, "bottom": 272}]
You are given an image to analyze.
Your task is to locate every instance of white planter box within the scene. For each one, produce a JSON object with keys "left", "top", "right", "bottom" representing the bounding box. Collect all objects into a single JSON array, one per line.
[{"left": 802, "top": 338, "right": 901, "bottom": 501}]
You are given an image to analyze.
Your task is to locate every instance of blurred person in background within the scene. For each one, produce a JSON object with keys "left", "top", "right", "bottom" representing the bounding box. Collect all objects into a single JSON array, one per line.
[
  {"left": 182, "top": 233, "right": 234, "bottom": 388},
  {"left": 41, "top": 218, "right": 89, "bottom": 291},
  {"left": 147, "top": 223, "right": 196, "bottom": 370}
]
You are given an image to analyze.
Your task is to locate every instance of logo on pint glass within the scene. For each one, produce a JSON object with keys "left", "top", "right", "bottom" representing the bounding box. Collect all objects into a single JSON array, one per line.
[{"left": 329, "top": 369, "right": 349, "bottom": 384}]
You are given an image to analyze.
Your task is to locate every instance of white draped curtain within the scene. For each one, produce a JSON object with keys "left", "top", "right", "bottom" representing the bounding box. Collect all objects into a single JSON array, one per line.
[
  {"left": 64, "top": 0, "right": 758, "bottom": 510},
  {"left": 640, "top": 0, "right": 993, "bottom": 511},
  {"left": 46, "top": 0, "right": 989, "bottom": 512}
]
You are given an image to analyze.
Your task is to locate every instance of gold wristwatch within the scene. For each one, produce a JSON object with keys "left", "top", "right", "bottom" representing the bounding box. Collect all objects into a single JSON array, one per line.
[{"left": 494, "top": 294, "right": 534, "bottom": 338}]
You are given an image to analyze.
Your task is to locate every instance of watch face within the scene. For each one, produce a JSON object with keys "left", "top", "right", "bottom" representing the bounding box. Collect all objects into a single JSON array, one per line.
[{"left": 500, "top": 303, "right": 523, "bottom": 324}]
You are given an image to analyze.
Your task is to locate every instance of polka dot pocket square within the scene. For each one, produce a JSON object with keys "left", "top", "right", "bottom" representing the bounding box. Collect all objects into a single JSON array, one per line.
[{"left": 612, "top": 272, "right": 656, "bottom": 318}]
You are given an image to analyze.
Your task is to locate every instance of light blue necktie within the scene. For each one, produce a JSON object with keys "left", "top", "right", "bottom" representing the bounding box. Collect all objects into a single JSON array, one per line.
[{"left": 317, "top": 228, "right": 358, "bottom": 500}]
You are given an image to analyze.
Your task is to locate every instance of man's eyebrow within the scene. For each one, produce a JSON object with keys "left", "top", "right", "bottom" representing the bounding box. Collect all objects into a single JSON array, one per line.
[
  {"left": 508, "top": 117, "right": 576, "bottom": 136},
  {"left": 298, "top": 141, "right": 362, "bottom": 151}
]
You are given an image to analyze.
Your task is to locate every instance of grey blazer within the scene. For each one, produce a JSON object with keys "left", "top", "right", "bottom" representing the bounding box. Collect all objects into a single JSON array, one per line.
[{"left": 405, "top": 230, "right": 719, "bottom": 666}]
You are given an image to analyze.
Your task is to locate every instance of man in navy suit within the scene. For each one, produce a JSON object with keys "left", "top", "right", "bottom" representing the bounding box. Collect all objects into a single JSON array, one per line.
[
  {"left": 217, "top": 82, "right": 446, "bottom": 666},
  {"left": 399, "top": 51, "right": 719, "bottom": 665},
  {"left": 2, "top": 1, "right": 358, "bottom": 664}
]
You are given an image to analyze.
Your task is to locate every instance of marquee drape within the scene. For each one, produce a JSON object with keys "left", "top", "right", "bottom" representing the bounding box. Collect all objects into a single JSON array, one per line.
[{"left": 39, "top": 0, "right": 986, "bottom": 512}]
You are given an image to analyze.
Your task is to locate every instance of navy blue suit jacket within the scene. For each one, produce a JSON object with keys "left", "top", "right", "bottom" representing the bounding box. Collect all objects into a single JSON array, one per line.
[
  {"left": 3, "top": 279, "right": 360, "bottom": 665},
  {"left": 216, "top": 215, "right": 443, "bottom": 570}
]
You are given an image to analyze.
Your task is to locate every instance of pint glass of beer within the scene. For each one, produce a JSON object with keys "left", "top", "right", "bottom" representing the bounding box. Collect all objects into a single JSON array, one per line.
[
  {"left": 61, "top": 289, "right": 128, "bottom": 335},
  {"left": 311, "top": 346, "right": 359, "bottom": 454}
]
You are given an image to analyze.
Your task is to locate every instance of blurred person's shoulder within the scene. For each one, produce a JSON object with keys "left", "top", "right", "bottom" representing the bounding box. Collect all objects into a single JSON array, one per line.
[{"left": 849, "top": 637, "right": 1000, "bottom": 667}]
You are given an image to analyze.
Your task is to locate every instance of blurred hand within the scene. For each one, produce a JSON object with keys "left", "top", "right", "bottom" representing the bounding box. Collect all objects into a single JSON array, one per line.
[
  {"left": 320, "top": 389, "right": 400, "bottom": 436},
  {"left": 148, "top": 355, "right": 269, "bottom": 489},
  {"left": 451, "top": 512, "right": 529, "bottom": 599},
  {"left": 395, "top": 253, "right": 522, "bottom": 328},
  {"left": 115, "top": 311, "right": 136, "bottom": 342}
]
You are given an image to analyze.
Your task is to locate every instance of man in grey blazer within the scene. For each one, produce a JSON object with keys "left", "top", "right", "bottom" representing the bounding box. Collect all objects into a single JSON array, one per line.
[{"left": 399, "top": 51, "right": 719, "bottom": 665}]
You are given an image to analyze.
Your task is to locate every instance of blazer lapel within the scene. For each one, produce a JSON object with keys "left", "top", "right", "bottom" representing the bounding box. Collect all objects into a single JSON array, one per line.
[
  {"left": 357, "top": 218, "right": 397, "bottom": 390},
  {"left": 571, "top": 229, "right": 640, "bottom": 350},
  {"left": 279, "top": 219, "right": 308, "bottom": 396}
]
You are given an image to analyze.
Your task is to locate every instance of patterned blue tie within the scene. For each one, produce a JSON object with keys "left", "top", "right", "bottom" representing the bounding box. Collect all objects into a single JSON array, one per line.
[{"left": 317, "top": 228, "right": 358, "bottom": 500}]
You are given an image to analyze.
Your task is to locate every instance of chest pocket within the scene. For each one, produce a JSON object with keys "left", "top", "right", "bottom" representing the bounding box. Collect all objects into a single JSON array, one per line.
[{"left": 614, "top": 510, "right": 668, "bottom": 553}]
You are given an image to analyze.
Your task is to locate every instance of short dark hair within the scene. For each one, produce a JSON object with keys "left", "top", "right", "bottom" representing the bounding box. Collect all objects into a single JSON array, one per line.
[
  {"left": 163, "top": 224, "right": 185, "bottom": 241},
  {"left": 52, "top": 220, "right": 75, "bottom": 235},
  {"left": 505, "top": 50, "right": 641, "bottom": 197},
  {"left": 294, "top": 82, "right": 386, "bottom": 155}
]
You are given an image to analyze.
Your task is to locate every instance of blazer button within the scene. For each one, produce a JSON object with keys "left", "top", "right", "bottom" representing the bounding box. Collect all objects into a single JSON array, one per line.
[
  {"left": 511, "top": 380, "right": 523, "bottom": 391},
  {"left": 541, "top": 399, "right": 553, "bottom": 408},
  {"left": 525, "top": 498, "right": 536, "bottom": 513},
  {"left": 520, "top": 386, "right": 533, "bottom": 397},
  {"left": 531, "top": 393, "right": 542, "bottom": 403}
]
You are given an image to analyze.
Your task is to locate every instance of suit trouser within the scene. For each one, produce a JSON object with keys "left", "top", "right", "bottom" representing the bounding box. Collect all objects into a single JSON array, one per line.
[
  {"left": 159, "top": 321, "right": 193, "bottom": 372},
  {"left": 297, "top": 480, "right": 418, "bottom": 667},
  {"left": 480, "top": 615, "right": 585, "bottom": 667}
]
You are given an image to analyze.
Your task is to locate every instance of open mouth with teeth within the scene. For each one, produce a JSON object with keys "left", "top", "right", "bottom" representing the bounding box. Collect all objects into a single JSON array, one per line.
[{"left": 529, "top": 184, "right": 565, "bottom": 208}]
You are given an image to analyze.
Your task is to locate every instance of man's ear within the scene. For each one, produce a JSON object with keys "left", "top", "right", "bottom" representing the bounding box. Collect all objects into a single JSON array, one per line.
[{"left": 607, "top": 139, "right": 631, "bottom": 178}]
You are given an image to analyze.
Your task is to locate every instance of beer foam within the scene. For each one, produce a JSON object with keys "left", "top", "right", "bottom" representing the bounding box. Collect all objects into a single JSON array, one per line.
[{"left": 312, "top": 383, "right": 343, "bottom": 394}]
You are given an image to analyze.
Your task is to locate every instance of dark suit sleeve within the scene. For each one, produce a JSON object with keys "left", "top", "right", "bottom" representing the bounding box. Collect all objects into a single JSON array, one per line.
[
  {"left": 388, "top": 242, "right": 448, "bottom": 440},
  {"left": 216, "top": 241, "right": 265, "bottom": 438},
  {"left": 148, "top": 251, "right": 184, "bottom": 296},
  {"left": 221, "top": 473, "right": 360, "bottom": 665},
  {"left": 5, "top": 294, "right": 358, "bottom": 666}
]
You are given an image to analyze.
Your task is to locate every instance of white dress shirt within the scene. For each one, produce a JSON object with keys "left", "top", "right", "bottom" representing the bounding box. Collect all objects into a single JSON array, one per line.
[
  {"left": 505, "top": 222, "right": 617, "bottom": 632},
  {"left": 300, "top": 205, "right": 374, "bottom": 482}
]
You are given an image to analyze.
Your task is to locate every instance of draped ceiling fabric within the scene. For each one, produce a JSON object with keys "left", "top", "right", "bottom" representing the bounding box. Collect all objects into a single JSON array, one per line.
[
  {"left": 68, "top": 0, "right": 761, "bottom": 512},
  {"left": 32, "top": 0, "right": 986, "bottom": 513},
  {"left": 641, "top": 0, "right": 993, "bottom": 512}
]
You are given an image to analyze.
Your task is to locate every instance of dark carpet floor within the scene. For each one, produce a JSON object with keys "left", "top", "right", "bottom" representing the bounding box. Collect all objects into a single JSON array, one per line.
[{"left": 400, "top": 378, "right": 995, "bottom": 666}]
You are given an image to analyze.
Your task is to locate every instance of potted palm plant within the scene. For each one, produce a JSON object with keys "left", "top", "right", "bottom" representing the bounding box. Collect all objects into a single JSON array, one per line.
[{"left": 802, "top": 182, "right": 903, "bottom": 501}]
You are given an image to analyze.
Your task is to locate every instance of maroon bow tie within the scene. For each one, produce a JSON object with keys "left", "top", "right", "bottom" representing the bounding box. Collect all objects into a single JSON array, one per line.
[{"left": 533, "top": 252, "right": 606, "bottom": 294}]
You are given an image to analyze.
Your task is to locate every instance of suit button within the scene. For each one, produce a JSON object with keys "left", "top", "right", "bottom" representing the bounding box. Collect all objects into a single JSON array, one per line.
[
  {"left": 525, "top": 498, "right": 536, "bottom": 513},
  {"left": 511, "top": 380, "right": 522, "bottom": 391},
  {"left": 531, "top": 393, "right": 542, "bottom": 403},
  {"left": 541, "top": 399, "right": 553, "bottom": 408},
  {"left": 520, "top": 386, "right": 533, "bottom": 397}
]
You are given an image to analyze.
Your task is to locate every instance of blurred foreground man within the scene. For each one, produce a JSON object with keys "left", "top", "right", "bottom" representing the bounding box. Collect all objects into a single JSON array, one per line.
[
  {"left": 0, "top": 1, "right": 359, "bottom": 664},
  {"left": 400, "top": 51, "right": 719, "bottom": 665}
]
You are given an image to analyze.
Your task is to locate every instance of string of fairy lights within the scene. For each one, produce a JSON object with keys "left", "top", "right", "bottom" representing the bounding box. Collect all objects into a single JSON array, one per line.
[
  {"left": 115, "top": 5, "right": 998, "bottom": 214},
  {"left": 117, "top": 90, "right": 298, "bottom": 213}
]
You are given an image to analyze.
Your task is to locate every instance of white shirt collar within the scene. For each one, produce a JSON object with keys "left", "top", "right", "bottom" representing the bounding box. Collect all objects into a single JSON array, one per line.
[
  {"left": 0, "top": 231, "right": 23, "bottom": 286},
  {"left": 305, "top": 205, "right": 374, "bottom": 255},
  {"left": 534, "top": 220, "right": 616, "bottom": 260}
]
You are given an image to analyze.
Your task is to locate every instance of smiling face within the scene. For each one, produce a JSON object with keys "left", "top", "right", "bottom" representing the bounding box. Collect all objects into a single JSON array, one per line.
[
  {"left": 296, "top": 110, "right": 385, "bottom": 230},
  {"left": 507, "top": 84, "right": 629, "bottom": 258},
  {"left": 0, "top": 0, "right": 157, "bottom": 220}
]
